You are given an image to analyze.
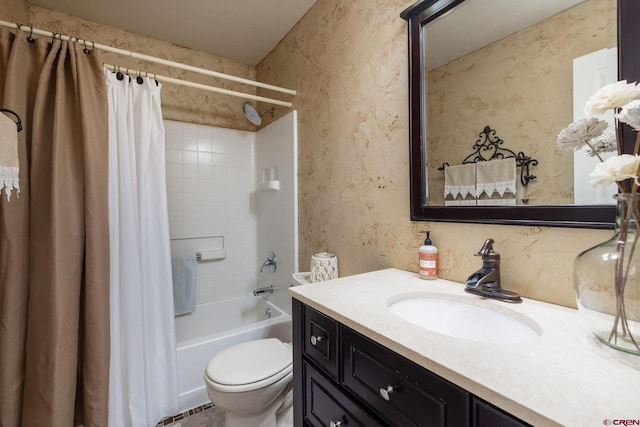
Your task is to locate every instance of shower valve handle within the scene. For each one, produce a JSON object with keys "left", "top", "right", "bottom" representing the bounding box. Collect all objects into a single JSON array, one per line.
[{"left": 259, "top": 251, "right": 277, "bottom": 273}]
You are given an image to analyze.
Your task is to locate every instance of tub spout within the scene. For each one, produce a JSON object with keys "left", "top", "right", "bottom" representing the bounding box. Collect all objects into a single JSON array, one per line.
[{"left": 253, "top": 285, "right": 274, "bottom": 296}]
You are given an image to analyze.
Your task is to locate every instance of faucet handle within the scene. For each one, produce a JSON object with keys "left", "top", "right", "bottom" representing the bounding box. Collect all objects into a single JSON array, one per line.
[
  {"left": 260, "top": 251, "right": 277, "bottom": 273},
  {"left": 475, "top": 238, "right": 495, "bottom": 257}
]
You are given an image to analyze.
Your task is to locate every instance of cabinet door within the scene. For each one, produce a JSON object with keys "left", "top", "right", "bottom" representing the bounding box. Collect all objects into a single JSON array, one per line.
[
  {"left": 303, "top": 304, "right": 340, "bottom": 380},
  {"left": 342, "top": 327, "right": 469, "bottom": 427},
  {"left": 472, "top": 397, "right": 531, "bottom": 427},
  {"left": 304, "top": 360, "right": 384, "bottom": 427}
]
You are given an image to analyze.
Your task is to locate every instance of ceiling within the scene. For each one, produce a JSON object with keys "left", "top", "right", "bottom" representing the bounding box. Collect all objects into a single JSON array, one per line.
[{"left": 27, "top": 0, "right": 317, "bottom": 66}]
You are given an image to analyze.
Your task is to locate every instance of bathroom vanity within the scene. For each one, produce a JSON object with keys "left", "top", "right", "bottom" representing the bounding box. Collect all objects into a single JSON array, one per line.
[{"left": 289, "top": 269, "right": 640, "bottom": 426}]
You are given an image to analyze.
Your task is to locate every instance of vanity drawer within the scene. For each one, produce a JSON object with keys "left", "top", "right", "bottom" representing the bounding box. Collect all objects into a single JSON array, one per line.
[
  {"left": 471, "top": 397, "right": 531, "bottom": 427},
  {"left": 342, "top": 326, "right": 469, "bottom": 427},
  {"left": 303, "top": 305, "right": 340, "bottom": 380},
  {"left": 303, "top": 360, "right": 384, "bottom": 427}
]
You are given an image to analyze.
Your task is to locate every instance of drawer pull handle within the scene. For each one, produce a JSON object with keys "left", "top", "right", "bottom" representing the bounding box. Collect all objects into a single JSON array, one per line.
[
  {"left": 329, "top": 418, "right": 344, "bottom": 427},
  {"left": 379, "top": 385, "right": 395, "bottom": 401},
  {"left": 310, "top": 335, "right": 325, "bottom": 346}
]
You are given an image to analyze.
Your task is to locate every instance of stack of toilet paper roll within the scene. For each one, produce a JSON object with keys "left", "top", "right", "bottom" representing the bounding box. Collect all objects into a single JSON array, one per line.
[{"left": 310, "top": 252, "right": 338, "bottom": 282}]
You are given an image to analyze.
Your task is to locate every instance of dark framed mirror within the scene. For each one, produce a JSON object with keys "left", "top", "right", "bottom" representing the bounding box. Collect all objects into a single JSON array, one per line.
[{"left": 400, "top": 0, "right": 640, "bottom": 228}]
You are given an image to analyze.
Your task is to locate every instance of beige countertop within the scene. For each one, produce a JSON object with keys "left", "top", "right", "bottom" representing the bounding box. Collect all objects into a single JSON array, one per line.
[{"left": 289, "top": 268, "right": 640, "bottom": 427}]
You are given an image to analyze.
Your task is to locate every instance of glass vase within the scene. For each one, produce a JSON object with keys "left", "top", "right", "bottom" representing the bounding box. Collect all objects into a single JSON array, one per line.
[{"left": 574, "top": 193, "right": 640, "bottom": 355}]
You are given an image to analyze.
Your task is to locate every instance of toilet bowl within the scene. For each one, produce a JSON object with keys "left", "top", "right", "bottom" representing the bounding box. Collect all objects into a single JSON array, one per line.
[{"left": 204, "top": 338, "right": 293, "bottom": 427}]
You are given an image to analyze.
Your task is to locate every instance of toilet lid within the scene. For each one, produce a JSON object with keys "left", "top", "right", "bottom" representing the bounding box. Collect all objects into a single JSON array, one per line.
[{"left": 205, "top": 338, "right": 292, "bottom": 386}]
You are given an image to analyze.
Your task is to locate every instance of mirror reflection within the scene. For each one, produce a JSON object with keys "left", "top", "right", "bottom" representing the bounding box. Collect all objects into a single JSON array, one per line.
[{"left": 424, "top": 0, "right": 617, "bottom": 206}]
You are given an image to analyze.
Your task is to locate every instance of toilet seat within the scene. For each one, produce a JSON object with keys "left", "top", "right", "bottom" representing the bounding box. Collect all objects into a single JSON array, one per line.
[{"left": 205, "top": 338, "right": 292, "bottom": 393}]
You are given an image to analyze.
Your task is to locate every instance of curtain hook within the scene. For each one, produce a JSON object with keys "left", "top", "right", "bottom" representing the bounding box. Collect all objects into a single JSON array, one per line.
[
  {"left": 83, "top": 39, "right": 94, "bottom": 55},
  {"left": 136, "top": 69, "right": 143, "bottom": 85},
  {"left": 25, "top": 25, "right": 35, "bottom": 43},
  {"left": 116, "top": 65, "right": 124, "bottom": 81}
]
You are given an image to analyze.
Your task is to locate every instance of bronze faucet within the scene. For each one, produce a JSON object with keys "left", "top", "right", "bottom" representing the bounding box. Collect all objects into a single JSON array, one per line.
[{"left": 465, "top": 239, "right": 522, "bottom": 303}]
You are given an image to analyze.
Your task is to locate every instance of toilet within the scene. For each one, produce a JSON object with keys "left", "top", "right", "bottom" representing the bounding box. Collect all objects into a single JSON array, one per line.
[{"left": 204, "top": 338, "right": 293, "bottom": 427}]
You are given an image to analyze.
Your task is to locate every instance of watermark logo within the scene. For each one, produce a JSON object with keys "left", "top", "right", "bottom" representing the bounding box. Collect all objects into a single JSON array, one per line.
[{"left": 603, "top": 420, "right": 640, "bottom": 426}]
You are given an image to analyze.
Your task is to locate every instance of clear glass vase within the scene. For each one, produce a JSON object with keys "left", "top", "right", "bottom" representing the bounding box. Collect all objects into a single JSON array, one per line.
[{"left": 574, "top": 193, "right": 640, "bottom": 355}]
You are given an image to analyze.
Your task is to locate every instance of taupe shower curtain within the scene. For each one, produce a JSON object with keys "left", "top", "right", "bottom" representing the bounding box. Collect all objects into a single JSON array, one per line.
[{"left": 0, "top": 29, "right": 110, "bottom": 426}]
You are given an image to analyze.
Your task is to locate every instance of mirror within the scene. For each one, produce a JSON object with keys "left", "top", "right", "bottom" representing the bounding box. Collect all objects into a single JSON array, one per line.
[{"left": 400, "top": 0, "right": 640, "bottom": 228}]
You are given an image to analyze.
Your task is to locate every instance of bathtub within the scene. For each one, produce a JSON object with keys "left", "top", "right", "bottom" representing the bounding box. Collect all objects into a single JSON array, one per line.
[{"left": 175, "top": 296, "right": 292, "bottom": 412}]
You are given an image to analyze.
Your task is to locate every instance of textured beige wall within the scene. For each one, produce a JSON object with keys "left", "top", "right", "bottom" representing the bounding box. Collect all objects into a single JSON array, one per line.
[
  {"left": 2, "top": 0, "right": 28, "bottom": 23},
  {"left": 427, "top": 0, "right": 616, "bottom": 206},
  {"left": 2, "top": 0, "right": 615, "bottom": 308},
  {"left": 258, "top": 0, "right": 613, "bottom": 308},
  {"left": 22, "top": 5, "right": 260, "bottom": 131}
]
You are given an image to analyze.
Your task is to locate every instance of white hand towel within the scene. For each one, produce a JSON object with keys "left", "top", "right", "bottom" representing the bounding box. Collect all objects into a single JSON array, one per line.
[
  {"left": 0, "top": 113, "right": 20, "bottom": 201},
  {"left": 476, "top": 158, "right": 516, "bottom": 198},
  {"left": 444, "top": 163, "right": 477, "bottom": 199},
  {"left": 172, "top": 255, "right": 197, "bottom": 316},
  {"left": 476, "top": 198, "right": 516, "bottom": 206},
  {"left": 446, "top": 199, "right": 478, "bottom": 206}
]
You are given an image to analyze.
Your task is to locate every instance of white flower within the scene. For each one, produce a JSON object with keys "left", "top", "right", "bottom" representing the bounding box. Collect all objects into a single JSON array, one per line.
[
  {"left": 584, "top": 80, "right": 640, "bottom": 117},
  {"left": 616, "top": 99, "right": 640, "bottom": 131},
  {"left": 556, "top": 117, "right": 608, "bottom": 151},
  {"left": 586, "top": 129, "right": 617, "bottom": 157},
  {"left": 589, "top": 154, "right": 640, "bottom": 187}
]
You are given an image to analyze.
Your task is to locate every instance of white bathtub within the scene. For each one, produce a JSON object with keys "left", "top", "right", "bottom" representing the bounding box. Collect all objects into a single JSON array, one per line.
[{"left": 175, "top": 296, "right": 292, "bottom": 412}]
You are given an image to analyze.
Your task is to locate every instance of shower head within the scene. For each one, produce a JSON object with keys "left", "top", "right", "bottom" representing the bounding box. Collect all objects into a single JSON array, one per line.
[{"left": 241, "top": 102, "right": 274, "bottom": 126}]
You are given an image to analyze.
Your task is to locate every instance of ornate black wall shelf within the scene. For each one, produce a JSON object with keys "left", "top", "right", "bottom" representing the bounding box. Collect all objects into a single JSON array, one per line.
[{"left": 438, "top": 125, "right": 538, "bottom": 186}]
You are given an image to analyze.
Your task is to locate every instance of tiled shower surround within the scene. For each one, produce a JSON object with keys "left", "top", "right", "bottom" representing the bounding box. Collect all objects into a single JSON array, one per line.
[
  {"left": 164, "top": 119, "right": 258, "bottom": 304},
  {"left": 164, "top": 113, "right": 297, "bottom": 309}
]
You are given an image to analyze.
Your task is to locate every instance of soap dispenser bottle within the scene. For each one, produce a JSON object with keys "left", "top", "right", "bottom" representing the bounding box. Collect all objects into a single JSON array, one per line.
[{"left": 419, "top": 231, "right": 438, "bottom": 280}]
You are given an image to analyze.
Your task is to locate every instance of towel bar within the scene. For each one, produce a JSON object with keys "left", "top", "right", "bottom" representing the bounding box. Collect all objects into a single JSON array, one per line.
[{"left": 195, "top": 250, "right": 226, "bottom": 261}]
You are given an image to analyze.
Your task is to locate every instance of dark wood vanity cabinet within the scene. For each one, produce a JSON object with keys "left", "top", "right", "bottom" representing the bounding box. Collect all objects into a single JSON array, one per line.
[
  {"left": 303, "top": 360, "right": 385, "bottom": 427},
  {"left": 302, "top": 302, "right": 340, "bottom": 381},
  {"left": 471, "top": 397, "right": 532, "bottom": 427},
  {"left": 293, "top": 299, "right": 531, "bottom": 427},
  {"left": 342, "top": 326, "right": 469, "bottom": 426}
]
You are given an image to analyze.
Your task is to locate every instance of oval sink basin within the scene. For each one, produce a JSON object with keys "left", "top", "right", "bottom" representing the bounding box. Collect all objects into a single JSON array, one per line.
[{"left": 388, "top": 297, "right": 540, "bottom": 344}]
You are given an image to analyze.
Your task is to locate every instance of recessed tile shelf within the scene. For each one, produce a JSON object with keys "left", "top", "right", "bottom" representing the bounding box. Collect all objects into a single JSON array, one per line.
[{"left": 257, "top": 180, "right": 280, "bottom": 191}]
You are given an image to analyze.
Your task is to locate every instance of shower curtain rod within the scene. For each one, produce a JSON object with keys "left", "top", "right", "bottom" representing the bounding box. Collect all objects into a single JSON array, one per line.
[
  {"left": 0, "top": 20, "right": 296, "bottom": 97},
  {"left": 103, "top": 63, "right": 292, "bottom": 107}
]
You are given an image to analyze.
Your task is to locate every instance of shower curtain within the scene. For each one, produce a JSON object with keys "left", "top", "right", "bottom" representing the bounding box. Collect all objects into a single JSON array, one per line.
[
  {"left": 105, "top": 71, "right": 178, "bottom": 426},
  {"left": 0, "top": 29, "right": 110, "bottom": 426}
]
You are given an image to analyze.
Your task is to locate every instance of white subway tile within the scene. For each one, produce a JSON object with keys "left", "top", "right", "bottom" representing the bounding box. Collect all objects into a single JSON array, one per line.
[
  {"left": 183, "top": 135, "right": 198, "bottom": 151},
  {"left": 212, "top": 153, "right": 226, "bottom": 167},
  {"left": 183, "top": 165, "right": 198, "bottom": 180},
  {"left": 197, "top": 138, "right": 212, "bottom": 153},
  {"left": 166, "top": 149, "right": 183, "bottom": 164},
  {"left": 182, "top": 221, "right": 202, "bottom": 238},
  {"left": 182, "top": 178, "right": 198, "bottom": 193},
  {"left": 166, "top": 163, "right": 182, "bottom": 179},
  {"left": 168, "top": 221, "right": 184, "bottom": 238},
  {"left": 183, "top": 151, "right": 198, "bottom": 165},
  {"left": 211, "top": 139, "right": 226, "bottom": 154},
  {"left": 198, "top": 152, "right": 213, "bottom": 166},
  {"left": 198, "top": 165, "right": 213, "bottom": 180}
]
